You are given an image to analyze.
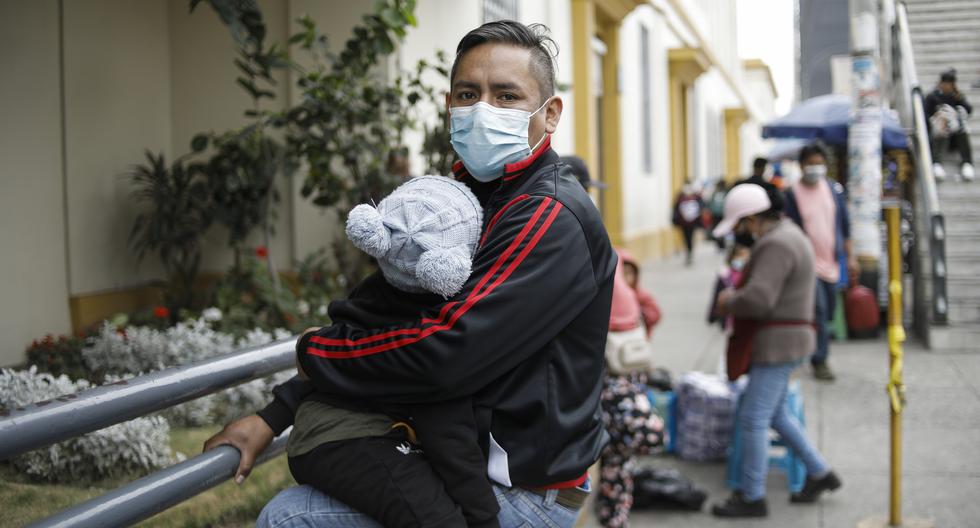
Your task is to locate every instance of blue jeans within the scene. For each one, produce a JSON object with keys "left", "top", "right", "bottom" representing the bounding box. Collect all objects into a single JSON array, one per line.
[
  {"left": 257, "top": 482, "right": 584, "bottom": 528},
  {"left": 738, "top": 362, "right": 829, "bottom": 501},
  {"left": 812, "top": 278, "right": 837, "bottom": 365}
]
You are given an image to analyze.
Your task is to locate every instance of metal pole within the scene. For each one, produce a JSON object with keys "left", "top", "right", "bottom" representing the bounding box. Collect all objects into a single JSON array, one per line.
[
  {"left": 0, "top": 339, "right": 296, "bottom": 461},
  {"left": 29, "top": 429, "right": 291, "bottom": 528},
  {"left": 885, "top": 205, "right": 906, "bottom": 527}
]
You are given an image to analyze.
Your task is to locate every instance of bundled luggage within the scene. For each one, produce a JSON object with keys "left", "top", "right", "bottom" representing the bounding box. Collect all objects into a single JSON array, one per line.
[{"left": 675, "top": 372, "right": 736, "bottom": 462}]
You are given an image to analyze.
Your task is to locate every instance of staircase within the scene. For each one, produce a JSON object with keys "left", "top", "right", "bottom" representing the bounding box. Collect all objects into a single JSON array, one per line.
[{"left": 905, "top": 0, "right": 980, "bottom": 351}]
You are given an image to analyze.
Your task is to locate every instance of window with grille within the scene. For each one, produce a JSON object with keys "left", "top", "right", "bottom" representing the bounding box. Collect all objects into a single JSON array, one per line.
[{"left": 483, "top": 0, "right": 519, "bottom": 23}]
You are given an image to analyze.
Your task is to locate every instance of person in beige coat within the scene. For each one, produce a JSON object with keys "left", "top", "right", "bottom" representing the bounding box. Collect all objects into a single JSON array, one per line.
[{"left": 709, "top": 184, "right": 842, "bottom": 518}]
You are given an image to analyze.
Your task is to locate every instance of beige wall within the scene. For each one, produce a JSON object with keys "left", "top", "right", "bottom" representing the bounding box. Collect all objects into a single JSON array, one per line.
[
  {"left": 0, "top": 0, "right": 72, "bottom": 366},
  {"left": 287, "top": 0, "right": 377, "bottom": 262},
  {"left": 168, "top": 0, "right": 294, "bottom": 271},
  {"left": 62, "top": 0, "right": 173, "bottom": 294}
]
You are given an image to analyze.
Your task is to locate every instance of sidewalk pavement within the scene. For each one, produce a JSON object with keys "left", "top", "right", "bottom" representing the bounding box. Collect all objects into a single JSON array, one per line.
[{"left": 579, "top": 242, "right": 980, "bottom": 527}]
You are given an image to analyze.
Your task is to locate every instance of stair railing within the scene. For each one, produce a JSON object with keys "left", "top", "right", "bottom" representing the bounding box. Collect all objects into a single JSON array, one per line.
[{"left": 893, "top": 0, "right": 949, "bottom": 325}]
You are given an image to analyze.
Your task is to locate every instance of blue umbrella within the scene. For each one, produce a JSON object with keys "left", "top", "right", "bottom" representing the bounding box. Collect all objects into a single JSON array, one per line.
[
  {"left": 766, "top": 138, "right": 809, "bottom": 161},
  {"left": 762, "top": 94, "right": 908, "bottom": 149}
]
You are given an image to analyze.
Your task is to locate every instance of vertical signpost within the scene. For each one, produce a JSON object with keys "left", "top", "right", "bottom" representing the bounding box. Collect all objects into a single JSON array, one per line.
[
  {"left": 851, "top": 2, "right": 933, "bottom": 527},
  {"left": 848, "top": 0, "right": 883, "bottom": 264}
]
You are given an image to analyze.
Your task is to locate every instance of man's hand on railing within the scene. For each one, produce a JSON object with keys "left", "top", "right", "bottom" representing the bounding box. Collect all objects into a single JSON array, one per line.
[{"left": 202, "top": 414, "right": 274, "bottom": 484}]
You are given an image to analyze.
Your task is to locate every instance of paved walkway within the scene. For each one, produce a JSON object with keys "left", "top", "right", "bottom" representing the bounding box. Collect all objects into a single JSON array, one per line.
[{"left": 580, "top": 242, "right": 980, "bottom": 527}]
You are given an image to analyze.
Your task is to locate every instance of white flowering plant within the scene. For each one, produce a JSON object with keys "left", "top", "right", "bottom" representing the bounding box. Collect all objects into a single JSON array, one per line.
[
  {"left": 0, "top": 366, "right": 175, "bottom": 483},
  {"left": 82, "top": 316, "right": 295, "bottom": 426}
]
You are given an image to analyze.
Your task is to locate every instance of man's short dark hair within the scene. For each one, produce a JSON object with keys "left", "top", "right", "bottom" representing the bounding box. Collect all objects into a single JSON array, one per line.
[
  {"left": 940, "top": 68, "right": 957, "bottom": 83},
  {"left": 752, "top": 157, "right": 768, "bottom": 172},
  {"left": 798, "top": 143, "right": 828, "bottom": 164},
  {"left": 451, "top": 20, "right": 558, "bottom": 102}
]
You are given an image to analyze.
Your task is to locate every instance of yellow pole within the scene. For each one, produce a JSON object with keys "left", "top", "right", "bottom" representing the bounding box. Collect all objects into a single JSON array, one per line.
[{"left": 885, "top": 205, "right": 905, "bottom": 527}]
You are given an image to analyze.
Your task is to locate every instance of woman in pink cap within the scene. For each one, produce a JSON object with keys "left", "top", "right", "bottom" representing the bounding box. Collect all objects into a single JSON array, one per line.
[{"left": 710, "top": 184, "right": 841, "bottom": 518}]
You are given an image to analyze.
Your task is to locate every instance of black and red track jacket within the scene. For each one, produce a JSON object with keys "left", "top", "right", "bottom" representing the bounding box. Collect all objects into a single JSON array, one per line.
[{"left": 259, "top": 139, "right": 616, "bottom": 488}]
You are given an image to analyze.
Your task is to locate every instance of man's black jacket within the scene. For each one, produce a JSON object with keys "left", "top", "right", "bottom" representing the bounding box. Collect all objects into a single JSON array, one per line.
[{"left": 259, "top": 140, "right": 616, "bottom": 488}]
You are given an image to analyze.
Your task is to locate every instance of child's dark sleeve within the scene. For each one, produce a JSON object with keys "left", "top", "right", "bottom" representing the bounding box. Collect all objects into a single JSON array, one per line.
[{"left": 411, "top": 399, "right": 500, "bottom": 528}]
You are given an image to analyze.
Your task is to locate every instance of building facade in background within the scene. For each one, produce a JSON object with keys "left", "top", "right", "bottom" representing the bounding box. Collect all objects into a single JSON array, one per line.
[
  {"left": 796, "top": 0, "right": 849, "bottom": 100},
  {"left": 0, "top": 0, "right": 776, "bottom": 365}
]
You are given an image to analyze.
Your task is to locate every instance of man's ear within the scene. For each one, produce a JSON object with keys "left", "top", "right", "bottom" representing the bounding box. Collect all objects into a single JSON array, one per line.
[
  {"left": 544, "top": 96, "right": 563, "bottom": 134},
  {"left": 445, "top": 91, "right": 452, "bottom": 118}
]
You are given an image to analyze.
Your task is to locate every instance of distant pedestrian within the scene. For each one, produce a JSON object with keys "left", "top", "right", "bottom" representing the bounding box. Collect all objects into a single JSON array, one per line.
[
  {"left": 784, "top": 143, "right": 855, "bottom": 381},
  {"left": 710, "top": 183, "right": 841, "bottom": 518},
  {"left": 734, "top": 157, "right": 769, "bottom": 188},
  {"left": 707, "top": 180, "right": 730, "bottom": 249},
  {"left": 672, "top": 183, "right": 706, "bottom": 266},
  {"left": 925, "top": 68, "right": 974, "bottom": 181},
  {"left": 619, "top": 250, "right": 662, "bottom": 337}
]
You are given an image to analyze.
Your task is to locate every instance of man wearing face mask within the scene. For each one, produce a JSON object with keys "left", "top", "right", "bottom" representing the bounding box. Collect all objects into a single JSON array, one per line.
[
  {"left": 206, "top": 20, "right": 617, "bottom": 528},
  {"left": 783, "top": 144, "right": 854, "bottom": 381}
]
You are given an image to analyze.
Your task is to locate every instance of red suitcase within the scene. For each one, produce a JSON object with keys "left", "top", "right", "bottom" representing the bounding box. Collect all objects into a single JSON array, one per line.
[{"left": 845, "top": 283, "right": 880, "bottom": 338}]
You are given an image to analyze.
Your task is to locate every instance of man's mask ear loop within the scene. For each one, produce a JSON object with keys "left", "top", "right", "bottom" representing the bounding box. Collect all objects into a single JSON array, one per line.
[{"left": 528, "top": 97, "right": 553, "bottom": 152}]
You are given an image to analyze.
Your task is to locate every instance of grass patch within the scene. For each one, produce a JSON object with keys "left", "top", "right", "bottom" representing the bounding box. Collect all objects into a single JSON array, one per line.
[{"left": 0, "top": 426, "right": 295, "bottom": 528}]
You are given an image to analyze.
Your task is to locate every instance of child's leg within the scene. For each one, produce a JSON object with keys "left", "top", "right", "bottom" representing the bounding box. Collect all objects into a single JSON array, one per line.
[
  {"left": 288, "top": 429, "right": 465, "bottom": 528},
  {"left": 411, "top": 398, "right": 501, "bottom": 528}
]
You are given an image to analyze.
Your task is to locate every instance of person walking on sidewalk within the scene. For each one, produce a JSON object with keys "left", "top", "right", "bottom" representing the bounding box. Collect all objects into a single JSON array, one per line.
[
  {"left": 672, "top": 183, "right": 705, "bottom": 266},
  {"left": 926, "top": 68, "right": 974, "bottom": 181},
  {"left": 784, "top": 143, "right": 856, "bottom": 381},
  {"left": 709, "top": 183, "right": 842, "bottom": 518}
]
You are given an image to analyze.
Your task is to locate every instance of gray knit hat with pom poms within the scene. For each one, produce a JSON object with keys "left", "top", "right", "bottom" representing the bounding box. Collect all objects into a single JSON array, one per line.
[{"left": 345, "top": 176, "right": 483, "bottom": 298}]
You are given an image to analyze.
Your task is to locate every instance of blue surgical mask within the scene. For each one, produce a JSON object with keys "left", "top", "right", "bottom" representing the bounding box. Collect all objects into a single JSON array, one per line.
[
  {"left": 450, "top": 99, "right": 550, "bottom": 182},
  {"left": 730, "top": 259, "right": 745, "bottom": 272}
]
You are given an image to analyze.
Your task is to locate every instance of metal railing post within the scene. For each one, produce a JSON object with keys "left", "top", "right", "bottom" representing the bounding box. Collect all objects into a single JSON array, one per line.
[
  {"left": 0, "top": 339, "right": 296, "bottom": 461},
  {"left": 29, "top": 430, "right": 291, "bottom": 528}
]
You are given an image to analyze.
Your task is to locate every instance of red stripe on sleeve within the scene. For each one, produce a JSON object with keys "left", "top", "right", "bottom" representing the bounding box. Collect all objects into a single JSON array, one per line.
[
  {"left": 309, "top": 197, "right": 554, "bottom": 351},
  {"left": 307, "top": 202, "right": 564, "bottom": 359},
  {"left": 480, "top": 194, "right": 530, "bottom": 248}
]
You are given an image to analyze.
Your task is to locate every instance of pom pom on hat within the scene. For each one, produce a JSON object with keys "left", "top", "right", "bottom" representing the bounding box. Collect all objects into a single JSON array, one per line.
[
  {"left": 416, "top": 245, "right": 472, "bottom": 298},
  {"left": 346, "top": 203, "right": 390, "bottom": 258}
]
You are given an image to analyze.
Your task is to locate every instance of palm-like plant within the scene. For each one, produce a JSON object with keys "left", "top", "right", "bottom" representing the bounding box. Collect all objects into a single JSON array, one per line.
[{"left": 129, "top": 151, "right": 212, "bottom": 317}]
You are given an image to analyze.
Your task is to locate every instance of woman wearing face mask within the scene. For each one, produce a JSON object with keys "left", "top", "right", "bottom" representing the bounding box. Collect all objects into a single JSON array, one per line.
[{"left": 709, "top": 184, "right": 842, "bottom": 518}]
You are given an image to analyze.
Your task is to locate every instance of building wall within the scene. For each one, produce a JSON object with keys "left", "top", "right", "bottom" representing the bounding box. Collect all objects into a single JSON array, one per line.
[
  {"left": 0, "top": 0, "right": 72, "bottom": 366},
  {"left": 619, "top": 6, "right": 673, "bottom": 239},
  {"left": 287, "top": 0, "right": 378, "bottom": 262},
  {"left": 168, "top": 0, "right": 293, "bottom": 272},
  {"left": 798, "top": 0, "right": 849, "bottom": 100},
  {"left": 62, "top": 0, "right": 174, "bottom": 296}
]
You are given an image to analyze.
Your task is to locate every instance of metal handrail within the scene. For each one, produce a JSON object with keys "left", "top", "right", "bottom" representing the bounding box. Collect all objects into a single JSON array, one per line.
[
  {"left": 28, "top": 431, "right": 291, "bottom": 528},
  {"left": 0, "top": 338, "right": 296, "bottom": 461},
  {"left": 894, "top": 1, "right": 948, "bottom": 324}
]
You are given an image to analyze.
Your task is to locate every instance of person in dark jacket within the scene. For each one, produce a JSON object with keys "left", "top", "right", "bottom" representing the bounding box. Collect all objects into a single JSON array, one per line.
[
  {"left": 204, "top": 20, "right": 616, "bottom": 528},
  {"left": 925, "top": 68, "right": 974, "bottom": 181},
  {"left": 734, "top": 157, "right": 769, "bottom": 188}
]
